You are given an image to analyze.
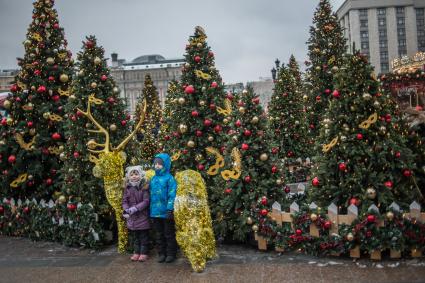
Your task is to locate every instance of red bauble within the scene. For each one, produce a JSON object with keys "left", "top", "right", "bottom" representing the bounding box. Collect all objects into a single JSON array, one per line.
[
  {"left": 182, "top": 149, "right": 188, "bottom": 154},
  {"left": 272, "top": 147, "right": 278, "bottom": 154},
  {"left": 271, "top": 166, "right": 278, "bottom": 173},
  {"left": 316, "top": 96, "right": 321, "bottom": 102},
  {"left": 235, "top": 120, "right": 242, "bottom": 127},
  {"left": 309, "top": 124, "right": 315, "bottom": 129},
  {"left": 252, "top": 97, "right": 260, "bottom": 104},
  {"left": 214, "top": 125, "right": 222, "bottom": 133},
  {"left": 203, "top": 119, "right": 212, "bottom": 127},
  {"left": 261, "top": 197, "right": 267, "bottom": 205},
  {"left": 53, "top": 23, "right": 59, "bottom": 29},
  {"left": 296, "top": 229, "right": 302, "bottom": 236},
  {"left": 85, "top": 41, "right": 94, "bottom": 48},
  {"left": 34, "top": 70, "right": 41, "bottom": 76},
  {"left": 0, "top": 206, "right": 3, "bottom": 213},
  {"left": 37, "top": 85, "right": 46, "bottom": 93},
  {"left": 73, "top": 151, "right": 80, "bottom": 158},
  {"left": 48, "top": 76, "right": 55, "bottom": 82},
  {"left": 261, "top": 209, "right": 268, "bottom": 216},
  {"left": 197, "top": 164, "right": 205, "bottom": 171},
  {"left": 1, "top": 118, "right": 7, "bottom": 126},
  {"left": 16, "top": 97, "right": 21, "bottom": 102},
  {"left": 52, "top": 95, "right": 60, "bottom": 102},
  {"left": 312, "top": 177, "right": 320, "bottom": 187},
  {"left": 52, "top": 133, "right": 61, "bottom": 140},
  {"left": 366, "top": 230, "right": 372, "bottom": 238},
  {"left": 226, "top": 92, "right": 234, "bottom": 100},
  {"left": 225, "top": 188, "right": 232, "bottom": 194},
  {"left": 324, "top": 221, "right": 332, "bottom": 229},
  {"left": 284, "top": 186, "right": 291, "bottom": 194},
  {"left": 403, "top": 169, "right": 412, "bottom": 177},
  {"left": 121, "top": 120, "right": 127, "bottom": 126},
  {"left": 244, "top": 175, "right": 251, "bottom": 183},
  {"left": 332, "top": 90, "right": 340, "bottom": 98},
  {"left": 367, "top": 215, "right": 376, "bottom": 223},
  {"left": 208, "top": 51, "right": 214, "bottom": 57},
  {"left": 27, "top": 181, "right": 34, "bottom": 187},
  {"left": 23, "top": 207, "right": 30, "bottom": 213},
  {"left": 209, "top": 103, "right": 216, "bottom": 110},
  {"left": 46, "top": 178, "right": 53, "bottom": 186},
  {"left": 282, "top": 92, "right": 288, "bottom": 97},
  {"left": 349, "top": 198, "right": 358, "bottom": 206},
  {"left": 384, "top": 181, "right": 393, "bottom": 188},
  {"left": 27, "top": 121, "right": 34, "bottom": 128},
  {"left": 195, "top": 130, "right": 203, "bottom": 137},
  {"left": 241, "top": 143, "right": 249, "bottom": 150},
  {"left": 71, "top": 115, "right": 77, "bottom": 121},
  {"left": 356, "top": 133, "right": 363, "bottom": 140},
  {"left": 101, "top": 75, "right": 107, "bottom": 81},
  {"left": 10, "top": 84, "right": 18, "bottom": 92},
  {"left": 338, "top": 162, "right": 346, "bottom": 171},
  {"left": 108, "top": 97, "right": 115, "bottom": 104},
  {"left": 244, "top": 130, "right": 252, "bottom": 136},
  {"left": 325, "top": 89, "right": 331, "bottom": 94},
  {"left": 194, "top": 56, "right": 201, "bottom": 63},
  {"left": 8, "top": 155, "right": 16, "bottom": 164},
  {"left": 191, "top": 110, "right": 199, "bottom": 117},
  {"left": 287, "top": 151, "right": 294, "bottom": 157},
  {"left": 184, "top": 85, "right": 195, "bottom": 94},
  {"left": 76, "top": 110, "right": 83, "bottom": 117},
  {"left": 211, "top": 81, "right": 218, "bottom": 88},
  {"left": 42, "top": 148, "right": 50, "bottom": 155},
  {"left": 164, "top": 135, "right": 171, "bottom": 141},
  {"left": 67, "top": 203, "right": 77, "bottom": 211},
  {"left": 395, "top": 151, "right": 401, "bottom": 158}
]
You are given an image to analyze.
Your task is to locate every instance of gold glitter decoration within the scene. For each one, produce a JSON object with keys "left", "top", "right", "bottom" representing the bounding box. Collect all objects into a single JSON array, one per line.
[
  {"left": 195, "top": 70, "right": 211, "bottom": 80},
  {"left": 32, "top": 33, "right": 42, "bottom": 42},
  {"left": 205, "top": 147, "right": 225, "bottom": 176},
  {"left": 174, "top": 170, "right": 216, "bottom": 272},
  {"left": 48, "top": 146, "right": 61, "bottom": 155},
  {"left": 221, "top": 147, "right": 242, "bottom": 180},
  {"left": 10, "top": 173, "right": 28, "bottom": 188},
  {"left": 322, "top": 137, "right": 339, "bottom": 153},
  {"left": 14, "top": 133, "right": 36, "bottom": 151},
  {"left": 58, "top": 89, "right": 70, "bottom": 97},
  {"left": 48, "top": 113, "right": 63, "bottom": 122},
  {"left": 216, "top": 98, "right": 232, "bottom": 116},
  {"left": 359, "top": 113, "right": 378, "bottom": 129}
]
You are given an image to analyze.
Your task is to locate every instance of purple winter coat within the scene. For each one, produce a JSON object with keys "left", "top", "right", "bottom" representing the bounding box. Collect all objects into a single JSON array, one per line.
[{"left": 122, "top": 183, "right": 151, "bottom": 231}]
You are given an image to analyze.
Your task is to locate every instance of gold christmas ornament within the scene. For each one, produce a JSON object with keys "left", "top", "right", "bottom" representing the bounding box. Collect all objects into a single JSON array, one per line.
[
  {"left": 223, "top": 118, "right": 229, "bottom": 124},
  {"left": 310, "top": 213, "right": 318, "bottom": 221},
  {"left": 59, "top": 145, "right": 64, "bottom": 152},
  {"left": 91, "top": 82, "right": 97, "bottom": 89},
  {"left": 59, "top": 74, "right": 69, "bottom": 83},
  {"left": 238, "top": 107, "right": 246, "bottom": 113},
  {"left": 179, "top": 124, "right": 188, "bottom": 134},
  {"left": 94, "top": 56, "right": 102, "bottom": 65},
  {"left": 341, "top": 135, "right": 347, "bottom": 142},
  {"left": 87, "top": 139, "right": 97, "bottom": 149},
  {"left": 195, "top": 154, "right": 203, "bottom": 161},
  {"left": 276, "top": 179, "right": 283, "bottom": 185},
  {"left": 46, "top": 57, "right": 55, "bottom": 65},
  {"left": 178, "top": 97, "right": 186, "bottom": 105},
  {"left": 246, "top": 217, "right": 253, "bottom": 225},
  {"left": 386, "top": 211, "right": 394, "bottom": 221},
  {"left": 187, "top": 140, "right": 195, "bottom": 148},
  {"left": 252, "top": 224, "right": 259, "bottom": 232},
  {"left": 69, "top": 94, "right": 76, "bottom": 101},
  {"left": 59, "top": 152, "right": 66, "bottom": 161},
  {"left": 366, "top": 187, "right": 377, "bottom": 199},
  {"left": 29, "top": 128, "right": 36, "bottom": 136},
  {"left": 58, "top": 195, "right": 66, "bottom": 204},
  {"left": 3, "top": 100, "right": 11, "bottom": 109},
  {"left": 232, "top": 136, "right": 238, "bottom": 143},
  {"left": 303, "top": 95, "right": 308, "bottom": 101},
  {"left": 184, "top": 62, "right": 190, "bottom": 68},
  {"left": 346, "top": 233, "right": 354, "bottom": 241},
  {"left": 6, "top": 117, "right": 13, "bottom": 126},
  {"left": 199, "top": 100, "right": 206, "bottom": 106},
  {"left": 113, "top": 87, "right": 119, "bottom": 94},
  {"left": 251, "top": 116, "right": 259, "bottom": 124},
  {"left": 362, "top": 93, "right": 372, "bottom": 100},
  {"left": 110, "top": 124, "right": 117, "bottom": 131},
  {"left": 208, "top": 136, "right": 214, "bottom": 142},
  {"left": 28, "top": 175, "right": 33, "bottom": 180},
  {"left": 260, "top": 153, "right": 268, "bottom": 161},
  {"left": 242, "top": 89, "right": 248, "bottom": 95}
]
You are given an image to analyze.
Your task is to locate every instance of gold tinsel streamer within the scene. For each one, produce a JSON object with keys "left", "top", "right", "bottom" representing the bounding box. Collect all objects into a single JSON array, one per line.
[
  {"left": 174, "top": 170, "right": 216, "bottom": 272},
  {"left": 205, "top": 147, "right": 225, "bottom": 176},
  {"left": 359, "top": 113, "right": 378, "bottom": 129},
  {"left": 93, "top": 151, "right": 128, "bottom": 253},
  {"left": 322, "top": 137, "right": 339, "bottom": 153},
  {"left": 10, "top": 173, "right": 28, "bottom": 188},
  {"left": 221, "top": 147, "right": 242, "bottom": 180}
]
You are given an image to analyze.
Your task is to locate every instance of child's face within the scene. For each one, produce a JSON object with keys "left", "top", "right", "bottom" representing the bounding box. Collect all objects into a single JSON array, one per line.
[
  {"left": 154, "top": 162, "right": 163, "bottom": 170},
  {"left": 129, "top": 171, "right": 141, "bottom": 182}
]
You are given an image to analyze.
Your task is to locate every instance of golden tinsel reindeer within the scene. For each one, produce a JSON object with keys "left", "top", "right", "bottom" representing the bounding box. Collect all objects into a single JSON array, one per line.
[{"left": 77, "top": 94, "right": 147, "bottom": 253}]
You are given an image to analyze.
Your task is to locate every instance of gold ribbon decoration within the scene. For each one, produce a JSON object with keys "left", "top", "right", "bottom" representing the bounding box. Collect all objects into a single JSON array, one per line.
[
  {"left": 58, "top": 89, "right": 70, "bottom": 97},
  {"left": 221, "top": 147, "right": 242, "bottom": 180},
  {"left": 88, "top": 94, "right": 104, "bottom": 105},
  {"left": 32, "top": 33, "right": 42, "bottom": 42},
  {"left": 49, "top": 113, "right": 63, "bottom": 122},
  {"left": 48, "top": 146, "right": 61, "bottom": 155},
  {"left": 359, "top": 113, "right": 378, "bottom": 129},
  {"left": 10, "top": 173, "right": 28, "bottom": 188},
  {"left": 322, "top": 137, "right": 339, "bottom": 153},
  {"left": 14, "top": 133, "right": 36, "bottom": 151},
  {"left": 216, "top": 98, "right": 232, "bottom": 116},
  {"left": 195, "top": 70, "right": 211, "bottom": 80},
  {"left": 205, "top": 147, "right": 225, "bottom": 176}
]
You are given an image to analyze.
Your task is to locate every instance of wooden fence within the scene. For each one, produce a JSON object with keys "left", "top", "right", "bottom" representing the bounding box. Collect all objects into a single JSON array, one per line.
[{"left": 256, "top": 201, "right": 425, "bottom": 260}]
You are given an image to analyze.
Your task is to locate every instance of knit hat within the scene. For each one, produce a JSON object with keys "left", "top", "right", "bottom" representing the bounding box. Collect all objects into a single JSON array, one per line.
[
  {"left": 125, "top": 165, "right": 146, "bottom": 187},
  {"left": 153, "top": 157, "right": 164, "bottom": 166}
]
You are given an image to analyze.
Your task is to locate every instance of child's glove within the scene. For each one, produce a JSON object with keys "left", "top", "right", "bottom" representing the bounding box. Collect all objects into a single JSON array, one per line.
[
  {"left": 123, "top": 213, "right": 130, "bottom": 219},
  {"left": 128, "top": 207, "right": 138, "bottom": 215},
  {"left": 166, "top": 210, "right": 174, "bottom": 220}
]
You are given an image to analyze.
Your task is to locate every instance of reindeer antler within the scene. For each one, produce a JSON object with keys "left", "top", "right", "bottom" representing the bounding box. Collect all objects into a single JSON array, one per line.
[
  {"left": 114, "top": 99, "right": 147, "bottom": 152},
  {"left": 77, "top": 94, "right": 111, "bottom": 153}
]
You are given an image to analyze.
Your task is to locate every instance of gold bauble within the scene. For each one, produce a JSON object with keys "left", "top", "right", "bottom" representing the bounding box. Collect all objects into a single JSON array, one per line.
[
  {"left": 29, "top": 128, "right": 36, "bottom": 136},
  {"left": 251, "top": 116, "right": 259, "bottom": 124},
  {"left": 242, "top": 89, "right": 248, "bottom": 95},
  {"left": 373, "top": 101, "right": 380, "bottom": 108},
  {"left": 59, "top": 145, "right": 64, "bottom": 152},
  {"left": 303, "top": 95, "right": 308, "bottom": 101},
  {"left": 31, "top": 85, "right": 36, "bottom": 91},
  {"left": 386, "top": 211, "right": 394, "bottom": 221},
  {"left": 3, "top": 100, "right": 11, "bottom": 109},
  {"left": 179, "top": 124, "right": 188, "bottom": 133},
  {"left": 260, "top": 153, "right": 268, "bottom": 161},
  {"left": 184, "top": 63, "right": 190, "bottom": 68},
  {"left": 91, "top": 82, "right": 97, "bottom": 89},
  {"left": 187, "top": 140, "right": 195, "bottom": 148},
  {"left": 113, "top": 87, "right": 119, "bottom": 94},
  {"left": 223, "top": 118, "right": 229, "bottom": 124},
  {"left": 158, "top": 143, "right": 163, "bottom": 148},
  {"left": 69, "top": 95, "right": 76, "bottom": 101},
  {"left": 24, "top": 40, "right": 31, "bottom": 47},
  {"left": 366, "top": 187, "right": 376, "bottom": 199},
  {"left": 199, "top": 100, "right": 206, "bottom": 106},
  {"left": 362, "top": 93, "right": 372, "bottom": 100},
  {"left": 346, "top": 233, "right": 354, "bottom": 241},
  {"left": 46, "top": 57, "right": 55, "bottom": 65},
  {"left": 58, "top": 195, "right": 66, "bottom": 204},
  {"left": 341, "top": 135, "right": 347, "bottom": 141},
  {"left": 246, "top": 217, "right": 253, "bottom": 225},
  {"left": 28, "top": 175, "right": 33, "bottom": 180},
  {"left": 232, "top": 136, "right": 238, "bottom": 143},
  {"left": 87, "top": 139, "right": 97, "bottom": 149},
  {"left": 78, "top": 70, "right": 84, "bottom": 78},
  {"left": 195, "top": 154, "right": 203, "bottom": 161},
  {"left": 110, "top": 124, "right": 117, "bottom": 131},
  {"left": 59, "top": 74, "right": 69, "bottom": 83},
  {"left": 6, "top": 118, "right": 13, "bottom": 125},
  {"left": 208, "top": 136, "right": 214, "bottom": 142},
  {"left": 350, "top": 106, "right": 356, "bottom": 112},
  {"left": 59, "top": 152, "right": 66, "bottom": 161},
  {"left": 310, "top": 213, "right": 318, "bottom": 221},
  {"left": 197, "top": 42, "right": 203, "bottom": 48},
  {"left": 178, "top": 97, "right": 186, "bottom": 105},
  {"left": 0, "top": 140, "right": 5, "bottom": 146},
  {"left": 238, "top": 107, "right": 246, "bottom": 113},
  {"left": 276, "top": 179, "right": 283, "bottom": 185},
  {"left": 94, "top": 57, "right": 102, "bottom": 65},
  {"left": 85, "top": 123, "right": 91, "bottom": 128},
  {"left": 252, "top": 224, "right": 259, "bottom": 232}
]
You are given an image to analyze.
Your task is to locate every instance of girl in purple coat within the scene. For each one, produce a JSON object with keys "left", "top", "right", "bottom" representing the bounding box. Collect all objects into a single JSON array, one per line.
[{"left": 122, "top": 166, "right": 150, "bottom": 262}]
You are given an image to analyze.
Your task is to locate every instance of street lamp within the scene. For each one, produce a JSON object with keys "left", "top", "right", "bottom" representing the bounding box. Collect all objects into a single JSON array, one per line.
[
  {"left": 275, "top": 58, "right": 280, "bottom": 70},
  {"left": 271, "top": 67, "right": 277, "bottom": 80}
]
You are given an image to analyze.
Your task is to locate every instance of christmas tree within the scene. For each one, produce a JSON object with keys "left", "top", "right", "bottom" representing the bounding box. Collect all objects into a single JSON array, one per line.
[
  {"left": 212, "top": 87, "right": 287, "bottom": 242},
  {"left": 59, "top": 36, "right": 130, "bottom": 214},
  {"left": 162, "top": 26, "right": 229, "bottom": 191},
  {"left": 305, "top": 0, "right": 346, "bottom": 146},
  {"left": 308, "top": 51, "right": 420, "bottom": 212},
  {"left": 0, "top": 0, "right": 73, "bottom": 200},
  {"left": 268, "top": 57, "right": 309, "bottom": 183},
  {"left": 133, "top": 74, "right": 162, "bottom": 163}
]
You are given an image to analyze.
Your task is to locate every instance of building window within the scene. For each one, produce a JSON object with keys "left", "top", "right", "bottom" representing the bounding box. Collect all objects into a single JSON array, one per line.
[
  {"left": 378, "top": 18, "right": 386, "bottom": 26},
  {"left": 361, "top": 42, "right": 369, "bottom": 49},
  {"left": 380, "top": 51, "right": 388, "bottom": 61},
  {"left": 377, "top": 8, "right": 386, "bottom": 15},
  {"left": 417, "top": 8, "right": 424, "bottom": 16},
  {"left": 381, "top": 63, "right": 389, "bottom": 73},
  {"left": 359, "top": 9, "right": 368, "bottom": 17},
  {"left": 379, "top": 41, "right": 387, "bottom": 48},
  {"left": 398, "top": 39, "right": 406, "bottom": 46},
  {"left": 397, "top": 17, "right": 405, "bottom": 25},
  {"left": 396, "top": 7, "right": 405, "bottom": 14},
  {"left": 360, "top": 20, "right": 368, "bottom": 28},
  {"left": 379, "top": 30, "right": 387, "bottom": 37},
  {"left": 361, "top": 31, "right": 368, "bottom": 38},
  {"left": 398, "top": 28, "right": 405, "bottom": 36}
]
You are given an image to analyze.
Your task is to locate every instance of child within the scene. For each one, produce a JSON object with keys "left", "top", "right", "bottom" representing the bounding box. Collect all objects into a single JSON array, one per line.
[
  {"left": 122, "top": 166, "right": 150, "bottom": 262},
  {"left": 150, "top": 153, "right": 178, "bottom": 263}
]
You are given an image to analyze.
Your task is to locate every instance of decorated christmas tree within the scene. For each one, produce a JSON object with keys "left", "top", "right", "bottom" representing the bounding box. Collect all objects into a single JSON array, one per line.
[
  {"left": 162, "top": 26, "right": 229, "bottom": 191},
  {"left": 0, "top": 0, "right": 73, "bottom": 200},
  {"left": 268, "top": 57, "right": 309, "bottom": 183},
  {"left": 212, "top": 87, "right": 287, "bottom": 242},
  {"left": 305, "top": 0, "right": 346, "bottom": 146},
  {"left": 133, "top": 74, "right": 162, "bottom": 163},
  {"left": 59, "top": 36, "right": 130, "bottom": 214},
  {"left": 308, "top": 51, "right": 420, "bottom": 212}
]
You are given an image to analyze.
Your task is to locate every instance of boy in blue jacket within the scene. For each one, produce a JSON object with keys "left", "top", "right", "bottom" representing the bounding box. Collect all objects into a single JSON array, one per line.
[{"left": 150, "top": 153, "right": 178, "bottom": 263}]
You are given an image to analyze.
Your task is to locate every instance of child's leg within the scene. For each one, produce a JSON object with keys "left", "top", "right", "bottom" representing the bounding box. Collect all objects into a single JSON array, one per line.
[
  {"left": 133, "top": 230, "right": 142, "bottom": 255},
  {"left": 140, "top": 229, "right": 150, "bottom": 255},
  {"left": 164, "top": 218, "right": 177, "bottom": 258},
  {"left": 153, "top": 218, "right": 166, "bottom": 256}
]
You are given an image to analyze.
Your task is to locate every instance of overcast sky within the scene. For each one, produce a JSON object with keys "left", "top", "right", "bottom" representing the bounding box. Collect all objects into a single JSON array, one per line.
[{"left": 0, "top": 0, "right": 345, "bottom": 84}]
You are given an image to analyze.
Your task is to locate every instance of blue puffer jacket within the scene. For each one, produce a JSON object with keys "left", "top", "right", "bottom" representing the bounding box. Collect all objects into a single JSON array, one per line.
[{"left": 149, "top": 153, "right": 177, "bottom": 218}]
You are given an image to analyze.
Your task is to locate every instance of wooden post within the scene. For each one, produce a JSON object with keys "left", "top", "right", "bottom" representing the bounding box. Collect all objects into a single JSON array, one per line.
[
  {"left": 389, "top": 202, "right": 402, "bottom": 258},
  {"left": 290, "top": 202, "right": 299, "bottom": 231},
  {"left": 344, "top": 205, "right": 360, "bottom": 258},
  {"left": 410, "top": 201, "right": 421, "bottom": 219},
  {"left": 271, "top": 201, "right": 282, "bottom": 226},
  {"left": 370, "top": 250, "right": 382, "bottom": 260},
  {"left": 390, "top": 250, "right": 401, "bottom": 259},
  {"left": 411, "top": 249, "right": 422, "bottom": 258},
  {"left": 309, "top": 202, "right": 320, "bottom": 237},
  {"left": 368, "top": 205, "right": 382, "bottom": 259},
  {"left": 257, "top": 236, "right": 267, "bottom": 250},
  {"left": 327, "top": 203, "right": 338, "bottom": 234},
  {"left": 350, "top": 246, "right": 361, "bottom": 258}
]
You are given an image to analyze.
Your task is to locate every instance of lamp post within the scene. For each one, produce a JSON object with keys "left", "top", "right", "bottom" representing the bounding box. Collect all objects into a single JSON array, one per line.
[
  {"left": 275, "top": 58, "right": 281, "bottom": 70},
  {"left": 271, "top": 67, "right": 277, "bottom": 81}
]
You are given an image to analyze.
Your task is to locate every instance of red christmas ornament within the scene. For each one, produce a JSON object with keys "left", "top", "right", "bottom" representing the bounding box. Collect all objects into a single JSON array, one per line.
[
  {"left": 10, "top": 84, "right": 18, "bottom": 92},
  {"left": 395, "top": 151, "right": 401, "bottom": 158},
  {"left": 27, "top": 181, "right": 34, "bottom": 187},
  {"left": 52, "top": 133, "right": 61, "bottom": 140},
  {"left": 194, "top": 56, "right": 201, "bottom": 63},
  {"left": 235, "top": 120, "right": 242, "bottom": 127},
  {"left": 71, "top": 115, "right": 77, "bottom": 122},
  {"left": 184, "top": 85, "right": 195, "bottom": 94},
  {"left": 73, "top": 151, "right": 80, "bottom": 158},
  {"left": 191, "top": 110, "right": 199, "bottom": 117},
  {"left": 356, "top": 133, "right": 363, "bottom": 140},
  {"left": 27, "top": 121, "right": 34, "bottom": 128},
  {"left": 271, "top": 166, "right": 278, "bottom": 173},
  {"left": 121, "top": 120, "right": 127, "bottom": 126},
  {"left": 67, "top": 203, "right": 77, "bottom": 211},
  {"left": 384, "top": 181, "right": 393, "bottom": 188},
  {"left": 8, "top": 155, "right": 16, "bottom": 164},
  {"left": 287, "top": 151, "right": 294, "bottom": 157},
  {"left": 85, "top": 41, "right": 94, "bottom": 48},
  {"left": 195, "top": 130, "right": 203, "bottom": 137},
  {"left": 244, "top": 130, "right": 252, "bottom": 136},
  {"left": 225, "top": 188, "right": 232, "bottom": 194},
  {"left": 338, "top": 162, "right": 346, "bottom": 171},
  {"left": 16, "top": 97, "right": 21, "bottom": 102},
  {"left": 1, "top": 118, "right": 7, "bottom": 126},
  {"left": 284, "top": 186, "right": 290, "bottom": 194},
  {"left": 244, "top": 175, "right": 251, "bottom": 183},
  {"left": 316, "top": 95, "right": 321, "bottom": 102},
  {"left": 403, "top": 169, "right": 412, "bottom": 177},
  {"left": 42, "top": 148, "right": 50, "bottom": 155},
  {"left": 182, "top": 149, "right": 188, "bottom": 154},
  {"left": 332, "top": 89, "right": 340, "bottom": 98},
  {"left": 101, "top": 75, "right": 107, "bottom": 81},
  {"left": 324, "top": 221, "right": 332, "bottom": 229},
  {"left": 37, "top": 85, "right": 46, "bottom": 93},
  {"left": 261, "top": 197, "right": 267, "bottom": 205},
  {"left": 34, "top": 70, "right": 41, "bottom": 76},
  {"left": 197, "top": 164, "right": 205, "bottom": 171},
  {"left": 261, "top": 209, "right": 268, "bottom": 216},
  {"left": 309, "top": 124, "right": 315, "bottom": 129},
  {"left": 208, "top": 51, "right": 214, "bottom": 57},
  {"left": 312, "top": 177, "right": 320, "bottom": 187},
  {"left": 252, "top": 97, "right": 260, "bottom": 104},
  {"left": 209, "top": 103, "right": 216, "bottom": 110},
  {"left": 52, "top": 95, "right": 60, "bottom": 102},
  {"left": 349, "top": 198, "right": 358, "bottom": 206},
  {"left": 211, "top": 81, "right": 218, "bottom": 88},
  {"left": 48, "top": 76, "right": 55, "bottom": 82},
  {"left": 204, "top": 119, "right": 212, "bottom": 127},
  {"left": 214, "top": 125, "right": 222, "bottom": 133},
  {"left": 282, "top": 92, "right": 288, "bottom": 97},
  {"left": 241, "top": 143, "right": 249, "bottom": 150},
  {"left": 164, "top": 135, "right": 171, "bottom": 141},
  {"left": 76, "top": 110, "right": 83, "bottom": 117},
  {"left": 23, "top": 207, "right": 30, "bottom": 214},
  {"left": 366, "top": 230, "right": 372, "bottom": 238},
  {"left": 325, "top": 89, "right": 331, "bottom": 94},
  {"left": 226, "top": 92, "right": 234, "bottom": 100},
  {"left": 107, "top": 97, "right": 115, "bottom": 104},
  {"left": 53, "top": 23, "right": 59, "bottom": 29},
  {"left": 296, "top": 229, "right": 302, "bottom": 236},
  {"left": 46, "top": 178, "right": 53, "bottom": 186},
  {"left": 367, "top": 215, "right": 376, "bottom": 223},
  {"left": 0, "top": 206, "right": 3, "bottom": 213},
  {"left": 272, "top": 147, "right": 278, "bottom": 154}
]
